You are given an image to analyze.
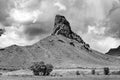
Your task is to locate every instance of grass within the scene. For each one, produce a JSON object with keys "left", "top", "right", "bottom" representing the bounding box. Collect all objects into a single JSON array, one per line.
[
  {"left": 1, "top": 68, "right": 120, "bottom": 80},
  {"left": 1, "top": 75, "right": 120, "bottom": 80}
]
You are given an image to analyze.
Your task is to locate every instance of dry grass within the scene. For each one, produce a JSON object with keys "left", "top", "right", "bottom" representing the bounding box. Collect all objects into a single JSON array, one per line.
[
  {"left": 1, "top": 68, "right": 120, "bottom": 80},
  {"left": 1, "top": 75, "right": 120, "bottom": 80}
]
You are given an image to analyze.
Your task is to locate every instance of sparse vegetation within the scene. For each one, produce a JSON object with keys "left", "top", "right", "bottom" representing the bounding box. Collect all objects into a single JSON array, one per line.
[
  {"left": 111, "top": 71, "right": 120, "bottom": 75},
  {"left": 30, "top": 61, "right": 44, "bottom": 76},
  {"left": 45, "top": 64, "right": 54, "bottom": 76},
  {"left": 91, "top": 69, "right": 95, "bottom": 75},
  {"left": 103, "top": 67, "right": 109, "bottom": 75},
  {"left": 76, "top": 71, "right": 80, "bottom": 75},
  {"left": 29, "top": 61, "right": 54, "bottom": 76},
  {"left": 58, "top": 40, "right": 65, "bottom": 43},
  {"left": 84, "top": 44, "right": 90, "bottom": 50},
  {"left": 70, "top": 42, "right": 75, "bottom": 47}
]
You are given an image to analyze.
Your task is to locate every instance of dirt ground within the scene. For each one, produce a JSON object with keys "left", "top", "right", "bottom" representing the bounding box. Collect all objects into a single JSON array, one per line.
[{"left": 1, "top": 75, "right": 120, "bottom": 80}]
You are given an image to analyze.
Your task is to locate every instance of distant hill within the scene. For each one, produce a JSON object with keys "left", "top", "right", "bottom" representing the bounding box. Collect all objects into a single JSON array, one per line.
[
  {"left": 0, "top": 15, "right": 120, "bottom": 70},
  {"left": 106, "top": 46, "right": 120, "bottom": 57},
  {"left": 0, "top": 29, "right": 4, "bottom": 36}
]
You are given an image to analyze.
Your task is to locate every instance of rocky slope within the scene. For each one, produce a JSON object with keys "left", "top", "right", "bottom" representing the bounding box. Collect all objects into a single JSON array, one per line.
[
  {"left": 106, "top": 46, "right": 120, "bottom": 57},
  {"left": 0, "top": 15, "right": 120, "bottom": 70}
]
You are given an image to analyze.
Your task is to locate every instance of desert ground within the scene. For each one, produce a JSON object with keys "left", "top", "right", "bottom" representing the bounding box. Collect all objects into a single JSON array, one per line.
[
  {"left": 1, "top": 75, "right": 120, "bottom": 80},
  {"left": 1, "top": 68, "right": 120, "bottom": 80}
]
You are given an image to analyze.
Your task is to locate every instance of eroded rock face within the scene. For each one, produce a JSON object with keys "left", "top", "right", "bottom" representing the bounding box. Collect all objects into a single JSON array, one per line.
[
  {"left": 52, "top": 15, "right": 72, "bottom": 36},
  {"left": 52, "top": 15, "right": 85, "bottom": 44},
  {"left": 106, "top": 46, "right": 120, "bottom": 56},
  {"left": 0, "top": 15, "right": 119, "bottom": 69}
]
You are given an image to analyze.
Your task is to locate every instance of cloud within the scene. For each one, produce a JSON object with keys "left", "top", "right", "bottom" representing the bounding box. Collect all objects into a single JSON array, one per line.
[
  {"left": 0, "top": 0, "right": 120, "bottom": 53},
  {"left": 82, "top": 31, "right": 120, "bottom": 53},
  {"left": 97, "top": 37, "right": 120, "bottom": 52},
  {"left": 105, "top": 8, "right": 120, "bottom": 38},
  {"left": 0, "top": 25, "right": 40, "bottom": 48},
  {"left": 24, "top": 23, "right": 49, "bottom": 40}
]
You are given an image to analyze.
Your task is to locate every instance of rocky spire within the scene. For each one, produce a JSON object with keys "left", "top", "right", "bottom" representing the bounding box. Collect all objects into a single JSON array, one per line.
[
  {"left": 52, "top": 15, "right": 85, "bottom": 44},
  {"left": 52, "top": 15, "right": 72, "bottom": 36}
]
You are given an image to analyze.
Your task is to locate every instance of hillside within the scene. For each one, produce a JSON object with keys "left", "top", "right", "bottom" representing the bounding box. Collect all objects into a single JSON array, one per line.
[
  {"left": 0, "top": 15, "right": 120, "bottom": 70},
  {"left": 106, "top": 46, "right": 120, "bottom": 57}
]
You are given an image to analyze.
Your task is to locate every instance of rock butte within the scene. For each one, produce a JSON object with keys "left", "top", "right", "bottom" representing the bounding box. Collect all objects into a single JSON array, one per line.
[{"left": 0, "top": 15, "right": 120, "bottom": 70}]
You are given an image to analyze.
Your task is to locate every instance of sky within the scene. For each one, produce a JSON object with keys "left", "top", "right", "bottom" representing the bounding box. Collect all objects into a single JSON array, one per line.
[{"left": 0, "top": 0, "right": 120, "bottom": 53}]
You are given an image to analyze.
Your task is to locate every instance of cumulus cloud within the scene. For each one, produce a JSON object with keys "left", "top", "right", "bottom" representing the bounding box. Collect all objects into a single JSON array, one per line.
[
  {"left": 82, "top": 27, "right": 120, "bottom": 53},
  {"left": 0, "top": 0, "right": 120, "bottom": 53}
]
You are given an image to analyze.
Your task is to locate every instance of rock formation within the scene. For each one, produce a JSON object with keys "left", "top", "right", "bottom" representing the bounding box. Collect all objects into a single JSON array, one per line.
[
  {"left": 52, "top": 15, "right": 85, "bottom": 44},
  {"left": 0, "top": 15, "right": 119, "bottom": 70},
  {"left": 106, "top": 46, "right": 120, "bottom": 56}
]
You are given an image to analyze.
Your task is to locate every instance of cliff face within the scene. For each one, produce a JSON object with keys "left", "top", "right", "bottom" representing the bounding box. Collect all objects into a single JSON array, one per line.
[
  {"left": 52, "top": 15, "right": 90, "bottom": 50},
  {"left": 0, "top": 15, "right": 120, "bottom": 70},
  {"left": 106, "top": 46, "right": 120, "bottom": 56},
  {"left": 52, "top": 15, "right": 85, "bottom": 44}
]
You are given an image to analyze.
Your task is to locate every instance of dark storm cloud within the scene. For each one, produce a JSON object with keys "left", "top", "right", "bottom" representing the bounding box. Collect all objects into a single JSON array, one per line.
[
  {"left": 0, "top": 0, "right": 14, "bottom": 27},
  {"left": 24, "top": 27, "right": 46, "bottom": 40},
  {"left": 25, "top": 27, "right": 46, "bottom": 36},
  {"left": 0, "top": 0, "right": 8, "bottom": 23},
  {"left": 105, "top": 7, "right": 120, "bottom": 38},
  {"left": 23, "top": 22, "right": 52, "bottom": 40}
]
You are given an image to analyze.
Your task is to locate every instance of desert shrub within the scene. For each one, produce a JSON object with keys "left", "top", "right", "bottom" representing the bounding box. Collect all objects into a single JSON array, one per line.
[
  {"left": 30, "top": 62, "right": 53, "bottom": 76},
  {"left": 104, "top": 67, "right": 109, "bottom": 75},
  {"left": 58, "top": 40, "right": 65, "bottom": 43},
  {"left": 70, "top": 42, "right": 75, "bottom": 47},
  {"left": 86, "top": 44, "right": 90, "bottom": 48},
  {"left": 84, "top": 44, "right": 90, "bottom": 50},
  {"left": 45, "top": 64, "right": 54, "bottom": 76},
  {"left": 30, "top": 61, "right": 45, "bottom": 76},
  {"left": 91, "top": 69, "right": 95, "bottom": 75},
  {"left": 76, "top": 71, "right": 80, "bottom": 75},
  {"left": 111, "top": 71, "right": 120, "bottom": 75}
]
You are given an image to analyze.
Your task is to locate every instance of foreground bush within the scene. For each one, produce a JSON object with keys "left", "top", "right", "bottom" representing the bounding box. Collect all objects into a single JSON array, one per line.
[
  {"left": 76, "top": 71, "right": 80, "bottom": 75},
  {"left": 104, "top": 67, "right": 109, "bottom": 75},
  {"left": 91, "top": 69, "right": 95, "bottom": 75},
  {"left": 30, "top": 61, "right": 53, "bottom": 76},
  {"left": 111, "top": 71, "right": 120, "bottom": 75},
  {"left": 45, "top": 64, "right": 54, "bottom": 76}
]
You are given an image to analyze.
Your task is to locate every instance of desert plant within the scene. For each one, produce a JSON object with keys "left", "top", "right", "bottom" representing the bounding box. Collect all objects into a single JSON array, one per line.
[
  {"left": 30, "top": 62, "right": 54, "bottom": 76},
  {"left": 40, "top": 64, "right": 47, "bottom": 76},
  {"left": 91, "top": 69, "right": 95, "bottom": 75},
  {"left": 76, "top": 71, "right": 80, "bottom": 75},
  {"left": 104, "top": 67, "right": 109, "bottom": 75},
  {"left": 45, "top": 64, "right": 54, "bottom": 76},
  {"left": 84, "top": 44, "right": 90, "bottom": 50},
  {"left": 30, "top": 61, "right": 45, "bottom": 76},
  {"left": 111, "top": 71, "right": 120, "bottom": 75},
  {"left": 70, "top": 42, "right": 75, "bottom": 47}
]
